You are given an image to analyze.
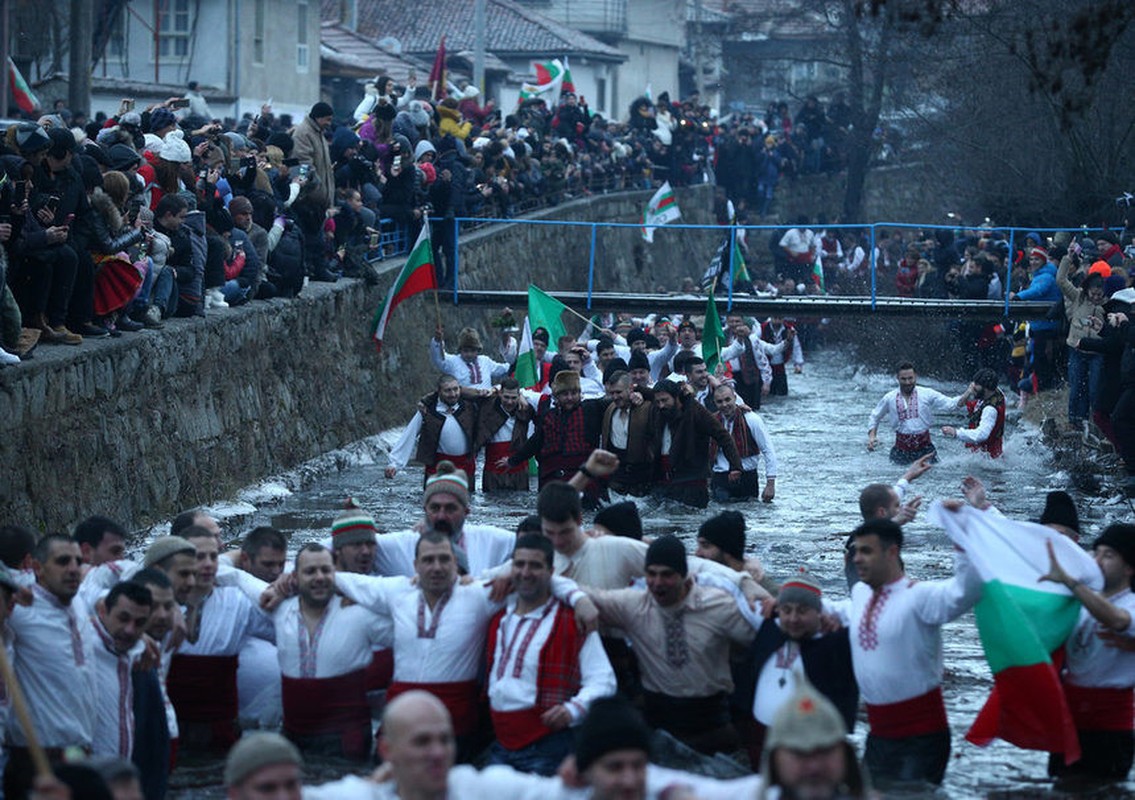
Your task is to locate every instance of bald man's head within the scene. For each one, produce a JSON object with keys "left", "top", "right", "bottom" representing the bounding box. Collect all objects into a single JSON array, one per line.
[{"left": 379, "top": 691, "right": 454, "bottom": 795}]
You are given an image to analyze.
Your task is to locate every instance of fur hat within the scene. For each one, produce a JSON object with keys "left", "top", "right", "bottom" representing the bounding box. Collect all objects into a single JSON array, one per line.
[
  {"left": 698, "top": 511, "right": 746, "bottom": 562},
  {"left": 627, "top": 349, "right": 650, "bottom": 372},
  {"left": 160, "top": 130, "right": 192, "bottom": 163},
  {"left": 423, "top": 461, "right": 470, "bottom": 509},
  {"left": 1094, "top": 524, "right": 1135, "bottom": 576},
  {"left": 593, "top": 501, "right": 642, "bottom": 540},
  {"left": 457, "top": 327, "right": 482, "bottom": 352},
  {"left": 1038, "top": 491, "right": 1079, "bottom": 536},
  {"left": 330, "top": 498, "right": 377, "bottom": 547},
  {"left": 551, "top": 369, "right": 580, "bottom": 395},
  {"left": 224, "top": 732, "right": 303, "bottom": 787},
  {"left": 764, "top": 677, "right": 847, "bottom": 753}
]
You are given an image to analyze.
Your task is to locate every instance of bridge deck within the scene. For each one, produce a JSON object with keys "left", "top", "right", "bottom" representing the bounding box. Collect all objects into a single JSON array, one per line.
[{"left": 450, "top": 291, "right": 1052, "bottom": 320}]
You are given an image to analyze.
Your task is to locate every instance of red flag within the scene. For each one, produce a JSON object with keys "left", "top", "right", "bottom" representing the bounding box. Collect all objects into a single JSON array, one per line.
[{"left": 429, "top": 36, "right": 447, "bottom": 102}]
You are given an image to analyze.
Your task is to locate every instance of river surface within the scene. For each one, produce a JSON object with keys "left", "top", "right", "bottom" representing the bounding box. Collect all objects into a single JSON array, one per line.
[{"left": 164, "top": 347, "right": 1135, "bottom": 798}]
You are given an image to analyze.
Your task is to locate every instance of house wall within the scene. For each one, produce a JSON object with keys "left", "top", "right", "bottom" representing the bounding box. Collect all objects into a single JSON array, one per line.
[
  {"left": 498, "top": 57, "right": 618, "bottom": 119},
  {"left": 90, "top": 0, "right": 320, "bottom": 121},
  {"left": 615, "top": 0, "right": 683, "bottom": 114}
]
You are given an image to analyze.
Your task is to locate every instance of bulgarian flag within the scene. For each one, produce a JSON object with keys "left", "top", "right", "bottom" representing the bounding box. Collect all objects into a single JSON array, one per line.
[
  {"left": 515, "top": 285, "right": 568, "bottom": 388},
  {"left": 702, "top": 294, "right": 725, "bottom": 373},
  {"left": 929, "top": 503, "right": 1103, "bottom": 763},
  {"left": 8, "top": 58, "right": 38, "bottom": 114},
  {"left": 371, "top": 224, "right": 438, "bottom": 350},
  {"left": 519, "top": 59, "right": 565, "bottom": 102},
  {"left": 642, "top": 181, "right": 680, "bottom": 243},
  {"left": 561, "top": 57, "right": 575, "bottom": 94}
]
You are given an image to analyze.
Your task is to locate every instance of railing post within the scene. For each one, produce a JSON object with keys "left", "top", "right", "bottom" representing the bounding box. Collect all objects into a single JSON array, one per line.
[
  {"left": 868, "top": 224, "right": 877, "bottom": 311},
  {"left": 587, "top": 223, "right": 597, "bottom": 310},
  {"left": 1004, "top": 228, "right": 1015, "bottom": 317},
  {"left": 452, "top": 217, "right": 460, "bottom": 304},
  {"left": 727, "top": 224, "right": 737, "bottom": 312}
]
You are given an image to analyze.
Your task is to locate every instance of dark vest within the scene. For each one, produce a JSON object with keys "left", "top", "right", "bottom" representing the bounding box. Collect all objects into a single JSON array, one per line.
[{"left": 413, "top": 392, "right": 477, "bottom": 465}]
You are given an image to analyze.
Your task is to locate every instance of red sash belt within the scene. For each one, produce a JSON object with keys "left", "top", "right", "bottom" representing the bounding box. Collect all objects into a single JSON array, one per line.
[
  {"left": 388, "top": 680, "right": 480, "bottom": 736},
  {"left": 484, "top": 442, "right": 525, "bottom": 475},
  {"left": 491, "top": 707, "right": 551, "bottom": 751},
  {"left": 659, "top": 454, "right": 673, "bottom": 482},
  {"left": 866, "top": 688, "right": 948, "bottom": 738},
  {"left": 1064, "top": 684, "right": 1135, "bottom": 732},
  {"left": 167, "top": 655, "right": 239, "bottom": 723},
  {"left": 894, "top": 431, "right": 932, "bottom": 452},
  {"left": 281, "top": 669, "right": 370, "bottom": 735},
  {"left": 365, "top": 649, "right": 394, "bottom": 692},
  {"left": 427, "top": 453, "right": 476, "bottom": 485}
]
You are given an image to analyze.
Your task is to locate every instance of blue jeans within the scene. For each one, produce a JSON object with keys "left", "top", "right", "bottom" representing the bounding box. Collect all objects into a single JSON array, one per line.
[
  {"left": 221, "top": 279, "right": 251, "bottom": 305},
  {"left": 487, "top": 728, "right": 573, "bottom": 776},
  {"left": 152, "top": 268, "right": 179, "bottom": 317},
  {"left": 1066, "top": 348, "right": 1102, "bottom": 423}
]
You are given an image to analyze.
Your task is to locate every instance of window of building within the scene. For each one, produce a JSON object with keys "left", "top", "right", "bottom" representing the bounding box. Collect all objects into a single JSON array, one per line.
[
  {"left": 155, "top": 0, "right": 192, "bottom": 61},
  {"left": 107, "top": 10, "right": 126, "bottom": 58},
  {"left": 296, "top": 1, "right": 309, "bottom": 72},
  {"left": 595, "top": 77, "right": 607, "bottom": 114},
  {"left": 253, "top": 0, "right": 266, "bottom": 65}
]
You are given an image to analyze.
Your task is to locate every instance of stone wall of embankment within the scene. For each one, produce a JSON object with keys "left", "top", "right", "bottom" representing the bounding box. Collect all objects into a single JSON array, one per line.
[{"left": 1, "top": 187, "right": 716, "bottom": 531}]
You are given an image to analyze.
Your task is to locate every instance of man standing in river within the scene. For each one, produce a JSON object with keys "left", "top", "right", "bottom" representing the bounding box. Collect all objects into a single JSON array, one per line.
[{"left": 867, "top": 362, "right": 964, "bottom": 464}]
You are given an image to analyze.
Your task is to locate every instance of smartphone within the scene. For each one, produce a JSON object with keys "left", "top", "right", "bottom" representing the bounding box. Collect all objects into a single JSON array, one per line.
[
  {"left": 45, "top": 195, "right": 59, "bottom": 213},
  {"left": 297, "top": 164, "right": 311, "bottom": 179},
  {"left": 13, "top": 180, "right": 26, "bottom": 202},
  {"left": 125, "top": 98, "right": 135, "bottom": 110},
  {"left": 170, "top": 98, "right": 191, "bottom": 109}
]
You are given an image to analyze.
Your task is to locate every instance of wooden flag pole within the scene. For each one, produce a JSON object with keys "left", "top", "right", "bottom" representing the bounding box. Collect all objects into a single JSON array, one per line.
[{"left": 0, "top": 644, "right": 52, "bottom": 779}]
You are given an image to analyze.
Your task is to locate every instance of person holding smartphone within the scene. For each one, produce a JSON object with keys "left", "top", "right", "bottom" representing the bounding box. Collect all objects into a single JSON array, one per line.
[{"left": 1057, "top": 249, "right": 1109, "bottom": 432}]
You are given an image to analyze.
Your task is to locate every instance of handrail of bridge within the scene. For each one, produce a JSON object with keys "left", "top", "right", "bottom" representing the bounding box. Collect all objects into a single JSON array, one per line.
[{"left": 445, "top": 216, "right": 1108, "bottom": 317}]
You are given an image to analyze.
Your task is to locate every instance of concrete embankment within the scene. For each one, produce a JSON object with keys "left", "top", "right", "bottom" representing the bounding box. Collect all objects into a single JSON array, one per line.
[{"left": 1, "top": 186, "right": 714, "bottom": 531}]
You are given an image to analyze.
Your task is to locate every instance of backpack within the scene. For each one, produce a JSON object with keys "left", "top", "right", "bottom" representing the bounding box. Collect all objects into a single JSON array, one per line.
[{"left": 269, "top": 221, "right": 305, "bottom": 297}]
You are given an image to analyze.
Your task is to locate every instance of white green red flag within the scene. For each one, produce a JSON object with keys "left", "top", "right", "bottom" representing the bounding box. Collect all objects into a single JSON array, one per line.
[
  {"left": 641, "top": 181, "right": 680, "bottom": 243},
  {"left": 371, "top": 224, "right": 438, "bottom": 349},
  {"left": 8, "top": 58, "right": 38, "bottom": 114},
  {"left": 515, "top": 285, "right": 568, "bottom": 388},
  {"left": 561, "top": 57, "right": 575, "bottom": 94},
  {"left": 928, "top": 502, "right": 1103, "bottom": 763},
  {"left": 519, "top": 59, "right": 565, "bottom": 102}
]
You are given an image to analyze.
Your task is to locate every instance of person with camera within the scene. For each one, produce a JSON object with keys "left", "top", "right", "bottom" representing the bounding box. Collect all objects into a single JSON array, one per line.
[{"left": 1056, "top": 249, "right": 1108, "bottom": 432}]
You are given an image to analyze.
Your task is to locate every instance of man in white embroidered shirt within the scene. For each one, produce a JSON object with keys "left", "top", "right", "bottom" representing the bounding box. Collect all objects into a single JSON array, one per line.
[
  {"left": 485, "top": 533, "right": 616, "bottom": 775},
  {"left": 866, "top": 361, "right": 963, "bottom": 464},
  {"left": 4, "top": 535, "right": 94, "bottom": 800},
  {"left": 90, "top": 580, "right": 152, "bottom": 759},
  {"left": 829, "top": 517, "right": 982, "bottom": 788}
]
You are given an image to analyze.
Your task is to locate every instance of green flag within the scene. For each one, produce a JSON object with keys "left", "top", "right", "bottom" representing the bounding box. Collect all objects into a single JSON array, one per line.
[
  {"left": 515, "top": 285, "right": 569, "bottom": 388},
  {"left": 702, "top": 294, "right": 725, "bottom": 373}
]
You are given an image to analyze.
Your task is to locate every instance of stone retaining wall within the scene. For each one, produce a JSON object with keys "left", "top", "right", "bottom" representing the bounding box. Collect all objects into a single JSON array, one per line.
[{"left": 1, "top": 187, "right": 714, "bottom": 531}]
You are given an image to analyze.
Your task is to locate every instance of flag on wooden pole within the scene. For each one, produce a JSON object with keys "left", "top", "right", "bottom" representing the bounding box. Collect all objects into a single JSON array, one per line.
[{"left": 371, "top": 225, "right": 438, "bottom": 349}]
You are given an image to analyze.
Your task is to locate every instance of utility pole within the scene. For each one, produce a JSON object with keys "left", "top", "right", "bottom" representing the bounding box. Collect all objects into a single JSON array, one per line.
[
  {"left": 68, "top": 0, "right": 92, "bottom": 114},
  {"left": 473, "top": 0, "right": 486, "bottom": 95}
]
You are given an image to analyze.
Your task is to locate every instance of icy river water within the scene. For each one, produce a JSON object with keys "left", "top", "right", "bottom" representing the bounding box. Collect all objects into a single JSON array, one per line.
[{"left": 165, "top": 347, "right": 1135, "bottom": 798}]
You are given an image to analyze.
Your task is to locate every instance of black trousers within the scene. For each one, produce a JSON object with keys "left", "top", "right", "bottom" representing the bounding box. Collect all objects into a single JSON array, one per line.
[
  {"left": 1048, "top": 729, "right": 1134, "bottom": 781},
  {"left": 1112, "top": 386, "right": 1135, "bottom": 474},
  {"left": 11, "top": 245, "right": 78, "bottom": 326},
  {"left": 865, "top": 729, "right": 950, "bottom": 787}
]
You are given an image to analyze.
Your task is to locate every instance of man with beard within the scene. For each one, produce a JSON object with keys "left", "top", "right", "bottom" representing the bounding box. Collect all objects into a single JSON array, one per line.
[
  {"left": 484, "top": 534, "right": 615, "bottom": 774},
  {"left": 508, "top": 371, "right": 605, "bottom": 500},
  {"left": 599, "top": 371, "right": 655, "bottom": 496},
  {"left": 317, "top": 531, "right": 591, "bottom": 762},
  {"left": 4, "top": 536, "right": 94, "bottom": 799},
  {"left": 583, "top": 536, "right": 756, "bottom": 755},
  {"left": 222, "top": 544, "right": 390, "bottom": 760},
  {"left": 758, "top": 679, "right": 870, "bottom": 799},
  {"left": 130, "top": 568, "right": 179, "bottom": 800},
  {"left": 478, "top": 378, "right": 533, "bottom": 492},
  {"left": 941, "top": 368, "right": 1007, "bottom": 458},
  {"left": 386, "top": 374, "right": 479, "bottom": 489},
  {"left": 430, "top": 325, "right": 510, "bottom": 390},
  {"left": 711, "top": 383, "right": 778, "bottom": 503},
  {"left": 369, "top": 465, "right": 516, "bottom": 578},
  {"left": 652, "top": 379, "right": 742, "bottom": 508},
  {"left": 867, "top": 362, "right": 964, "bottom": 464},
  {"left": 89, "top": 581, "right": 153, "bottom": 759}
]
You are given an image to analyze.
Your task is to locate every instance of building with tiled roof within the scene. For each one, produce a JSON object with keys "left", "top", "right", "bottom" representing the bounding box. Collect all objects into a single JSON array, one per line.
[{"left": 323, "top": 0, "right": 627, "bottom": 117}]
